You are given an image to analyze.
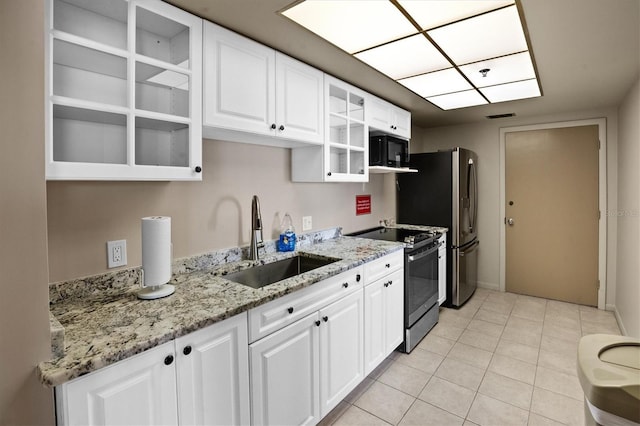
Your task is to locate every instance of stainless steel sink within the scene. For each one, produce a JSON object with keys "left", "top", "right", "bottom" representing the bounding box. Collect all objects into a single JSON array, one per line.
[{"left": 225, "top": 255, "right": 339, "bottom": 289}]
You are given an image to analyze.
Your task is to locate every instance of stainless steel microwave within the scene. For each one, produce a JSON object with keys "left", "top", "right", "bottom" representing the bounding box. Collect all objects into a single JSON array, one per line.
[{"left": 369, "top": 135, "right": 410, "bottom": 168}]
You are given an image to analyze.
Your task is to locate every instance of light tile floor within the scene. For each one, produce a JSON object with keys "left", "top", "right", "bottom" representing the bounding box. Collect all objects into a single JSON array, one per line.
[{"left": 319, "top": 288, "right": 622, "bottom": 426}]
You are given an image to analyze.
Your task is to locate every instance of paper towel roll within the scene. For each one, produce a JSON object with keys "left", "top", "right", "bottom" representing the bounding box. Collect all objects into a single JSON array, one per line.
[{"left": 141, "top": 216, "right": 172, "bottom": 287}]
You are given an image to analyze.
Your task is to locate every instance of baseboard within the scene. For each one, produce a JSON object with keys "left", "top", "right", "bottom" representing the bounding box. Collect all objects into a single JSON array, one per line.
[
  {"left": 608, "top": 304, "right": 628, "bottom": 336},
  {"left": 477, "top": 281, "right": 500, "bottom": 291}
]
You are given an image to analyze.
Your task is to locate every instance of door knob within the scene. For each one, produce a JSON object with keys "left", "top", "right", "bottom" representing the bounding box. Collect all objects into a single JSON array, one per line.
[{"left": 507, "top": 218, "right": 515, "bottom": 226}]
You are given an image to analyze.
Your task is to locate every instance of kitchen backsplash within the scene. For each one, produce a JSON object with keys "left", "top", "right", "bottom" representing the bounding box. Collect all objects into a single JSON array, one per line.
[{"left": 49, "top": 227, "right": 342, "bottom": 306}]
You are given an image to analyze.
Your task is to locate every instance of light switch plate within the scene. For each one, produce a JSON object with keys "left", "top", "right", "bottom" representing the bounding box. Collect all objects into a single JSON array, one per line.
[
  {"left": 302, "top": 216, "right": 312, "bottom": 231},
  {"left": 107, "top": 240, "right": 127, "bottom": 268}
]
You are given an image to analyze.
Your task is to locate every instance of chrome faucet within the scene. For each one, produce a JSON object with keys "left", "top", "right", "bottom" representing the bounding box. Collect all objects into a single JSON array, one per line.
[{"left": 249, "top": 195, "right": 264, "bottom": 260}]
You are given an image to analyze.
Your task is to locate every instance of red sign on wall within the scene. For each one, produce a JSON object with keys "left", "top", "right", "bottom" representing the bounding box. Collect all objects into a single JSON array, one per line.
[{"left": 356, "top": 195, "right": 371, "bottom": 216}]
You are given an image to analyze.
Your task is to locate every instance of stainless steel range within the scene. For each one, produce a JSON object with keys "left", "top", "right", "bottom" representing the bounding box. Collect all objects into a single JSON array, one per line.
[{"left": 348, "top": 227, "right": 440, "bottom": 353}]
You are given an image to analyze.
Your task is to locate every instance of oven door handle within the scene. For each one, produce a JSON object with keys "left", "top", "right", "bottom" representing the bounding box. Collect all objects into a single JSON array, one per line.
[{"left": 407, "top": 248, "right": 437, "bottom": 262}]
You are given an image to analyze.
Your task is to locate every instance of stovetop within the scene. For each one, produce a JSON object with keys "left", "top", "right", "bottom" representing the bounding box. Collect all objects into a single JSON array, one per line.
[{"left": 347, "top": 226, "right": 440, "bottom": 248}]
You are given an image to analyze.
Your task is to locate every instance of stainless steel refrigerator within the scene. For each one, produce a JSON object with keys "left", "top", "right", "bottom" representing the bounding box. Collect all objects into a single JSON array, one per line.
[{"left": 397, "top": 148, "right": 479, "bottom": 307}]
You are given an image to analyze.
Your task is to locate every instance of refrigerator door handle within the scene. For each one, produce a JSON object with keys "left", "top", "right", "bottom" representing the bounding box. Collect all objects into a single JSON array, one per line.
[
  {"left": 467, "top": 159, "right": 478, "bottom": 233},
  {"left": 459, "top": 240, "right": 480, "bottom": 256}
]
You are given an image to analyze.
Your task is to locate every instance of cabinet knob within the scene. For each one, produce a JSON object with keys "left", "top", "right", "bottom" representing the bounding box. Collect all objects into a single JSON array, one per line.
[
  {"left": 164, "top": 355, "right": 174, "bottom": 365},
  {"left": 315, "top": 320, "right": 321, "bottom": 327},
  {"left": 342, "top": 282, "right": 349, "bottom": 288},
  {"left": 279, "top": 125, "right": 285, "bottom": 131},
  {"left": 194, "top": 166, "right": 202, "bottom": 173},
  {"left": 385, "top": 263, "right": 391, "bottom": 268},
  {"left": 322, "top": 316, "right": 328, "bottom": 322},
  {"left": 183, "top": 345, "right": 192, "bottom": 356},
  {"left": 287, "top": 307, "right": 294, "bottom": 314},
  {"left": 356, "top": 274, "right": 361, "bottom": 282},
  {"left": 271, "top": 123, "right": 276, "bottom": 130},
  {"left": 327, "top": 172, "right": 332, "bottom": 176}
]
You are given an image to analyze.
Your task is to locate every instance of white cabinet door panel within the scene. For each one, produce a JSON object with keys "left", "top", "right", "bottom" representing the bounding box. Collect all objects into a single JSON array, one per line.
[
  {"left": 250, "top": 313, "right": 320, "bottom": 426},
  {"left": 203, "top": 22, "right": 275, "bottom": 135},
  {"left": 276, "top": 53, "right": 323, "bottom": 144},
  {"left": 364, "top": 279, "right": 386, "bottom": 376},
  {"left": 384, "top": 270, "right": 405, "bottom": 353},
  {"left": 57, "top": 341, "right": 178, "bottom": 426},
  {"left": 176, "top": 312, "right": 250, "bottom": 426},
  {"left": 319, "top": 290, "right": 364, "bottom": 417}
]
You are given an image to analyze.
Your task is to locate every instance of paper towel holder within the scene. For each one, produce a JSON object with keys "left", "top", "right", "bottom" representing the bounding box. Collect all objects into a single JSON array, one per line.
[
  {"left": 137, "top": 216, "right": 175, "bottom": 300},
  {"left": 137, "top": 269, "right": 175, "bottom": 300}
]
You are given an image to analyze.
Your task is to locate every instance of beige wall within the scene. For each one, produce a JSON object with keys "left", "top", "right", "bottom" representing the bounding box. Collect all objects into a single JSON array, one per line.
[
  {"left": 47, "top": 139, "right": 398, "bottom": 282},
  {"left": 0, "top": 1, "right": 55, "bottom": 424},
  {"left": 615, "top": 76, "right": 640, "bottom": 338},
  {"left": 413, "top": 107, "right": 620, "bottom": 310}
]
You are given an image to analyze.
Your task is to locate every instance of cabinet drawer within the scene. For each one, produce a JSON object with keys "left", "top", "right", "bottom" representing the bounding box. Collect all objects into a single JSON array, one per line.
[
  {"left": 248, "top": 266, "right": 363, "bottom": 343},
  {"left": 364, "top": 251, "right": 403, "bottom": 283}
]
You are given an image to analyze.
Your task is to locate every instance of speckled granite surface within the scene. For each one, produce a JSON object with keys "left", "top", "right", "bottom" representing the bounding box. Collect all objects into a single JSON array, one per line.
[{"left": 38, "top": 230, "right": 403, "bottom": 387}]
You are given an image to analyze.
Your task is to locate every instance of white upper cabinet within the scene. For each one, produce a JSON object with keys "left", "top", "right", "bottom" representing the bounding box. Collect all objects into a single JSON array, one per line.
[
  {"left": 367, "top": 95, "right": 411, "bottom": 140},
  {"left": 292, "top": 76, "right": 369, "bottom": 182},
  {"left": 46, "top": 0, "right": 203, "bottom": 180},
  {"left": 203, "top": 22, "right": 323, "bottom": 147}
]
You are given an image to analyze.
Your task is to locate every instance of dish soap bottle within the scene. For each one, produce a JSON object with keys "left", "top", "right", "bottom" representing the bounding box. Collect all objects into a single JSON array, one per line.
[{"left": 277, "top": 213, "right": 296, "bottom": 252}]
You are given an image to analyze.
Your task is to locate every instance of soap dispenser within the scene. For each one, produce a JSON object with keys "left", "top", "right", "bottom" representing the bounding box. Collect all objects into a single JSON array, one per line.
[{"left": 277, "top": 213, "right": 296, "bottom": 252}]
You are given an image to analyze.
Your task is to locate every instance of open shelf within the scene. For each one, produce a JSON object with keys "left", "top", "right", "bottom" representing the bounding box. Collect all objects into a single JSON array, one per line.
[{"left": 368, "top": 166, "right": 418, "bottom": 174}]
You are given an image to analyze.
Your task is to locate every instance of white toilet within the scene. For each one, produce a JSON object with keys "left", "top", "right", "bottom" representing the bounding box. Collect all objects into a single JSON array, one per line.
[{"left": 578, "top": 334, "right": 640, "bottom": 426}]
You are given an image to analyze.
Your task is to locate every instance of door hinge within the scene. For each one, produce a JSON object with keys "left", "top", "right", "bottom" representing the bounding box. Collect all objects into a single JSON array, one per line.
[
  {"left": 597, "top": 280, "right": 600, "bottom": 290},
  {"left": 598, "top": 140, "right": 601, "bottom": 149},
  {"left": 598, "top": 210, "right": 601, "bottom": 219}
]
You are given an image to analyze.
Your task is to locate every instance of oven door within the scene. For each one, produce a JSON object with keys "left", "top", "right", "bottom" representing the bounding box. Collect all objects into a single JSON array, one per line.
[{"left": 405, "top": 243, "right": 439, "bottom": 326}]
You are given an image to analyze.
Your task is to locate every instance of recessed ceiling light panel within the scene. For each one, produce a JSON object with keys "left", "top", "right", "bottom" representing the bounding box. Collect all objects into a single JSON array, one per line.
[
  {"left": 282, "top": 0, "right": 417, "bottom": 54},
  {"left": 480, "top": 78, "right": 541, "bottom": 102},
  {"left": 427, "top": 90, "right": 488, "bottom": 110},
  {"left": 398, "top": 0, "right": 514, "bottom": 31},
  {"left": 355, "top": 34, "right": 451, "bottom": 80},
  {"left": 399, "top": 68, "right": 472, "bottom": 98},
  {"left": 282, "top": 0, "right": 541, "bottom": 110},
  {"left": 459, "top": 52, "right": 535, "bottom": 87},
  {"left": 427, "top": 5, "right": 528, "bottom": 65}
]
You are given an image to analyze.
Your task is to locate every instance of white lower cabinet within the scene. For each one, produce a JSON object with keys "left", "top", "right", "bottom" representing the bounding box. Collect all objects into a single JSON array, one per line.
[
  {"left": 56, "top": 312, "right": 250, "bottom": 426},
  {"left": 364, "top": 268, "right": 404, "bottom": 376},
  {"left": 249, "top": 289, "right": 364, "bottom": 425},
  {"left": 319, "top": 290, "right": 364, "bottom": 417},
  {"left": 56, "top": 341, "right": 179, "bottom": 426},
  {"left": 175, "top": 313, "right": 250, "bottom": 426},
  {"left": 249, "top": 312, "right": 320, "bottom": 426},
  {"left": 55, "top": 258, "right": 404, "bottom": 425}
]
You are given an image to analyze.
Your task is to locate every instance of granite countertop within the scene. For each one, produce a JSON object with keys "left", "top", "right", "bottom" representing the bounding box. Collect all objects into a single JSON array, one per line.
[{"left": 38, "top": 234, "right": 404, "bottom": 387}]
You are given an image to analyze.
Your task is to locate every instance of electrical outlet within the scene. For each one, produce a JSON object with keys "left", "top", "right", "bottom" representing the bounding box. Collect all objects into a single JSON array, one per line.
[
  {"left": 107, "top": 240, "right": 127, "bottom": 268},
  {"left": 302, "top": 216, "right": 312, "bottom": 231}
]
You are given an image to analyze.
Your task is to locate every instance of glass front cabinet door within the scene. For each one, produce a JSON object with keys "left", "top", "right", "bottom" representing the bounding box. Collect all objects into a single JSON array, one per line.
[
  {"left": 324, "top": 76, "right": 368, "bottom": 183},
  {"left": 46, "top": 0, "right": 203, "bottom": 180}
]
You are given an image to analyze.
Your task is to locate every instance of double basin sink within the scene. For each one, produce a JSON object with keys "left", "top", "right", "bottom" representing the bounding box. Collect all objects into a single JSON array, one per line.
[{"left": 225, "top": 254, "right": 339, "bottom": 289}]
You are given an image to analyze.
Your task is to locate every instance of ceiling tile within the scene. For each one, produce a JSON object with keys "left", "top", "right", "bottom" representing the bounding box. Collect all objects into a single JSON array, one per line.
[
  {"left": 398, "top": 68, "right": 472, "bottom": 98},
  {"left": 282, "top": 0, "right": 417, "bottom": 54},
  {"left": 399, "top": 0, "right": 514, "bottom": 31},
  {"left": 427, "top": 5, "right": 528, "bottom": 65},
  {"left": 480, "top": 78, "right": 541, "bottom": 102},
  {"left": 427, "top": 90, "right": 488, "bottom": 110},
  {"left": 459, "top": 52, "right": 535, "bottom": 87},
  {"left": 355, "top": 34, "right": 451, "bottom": 80}
]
